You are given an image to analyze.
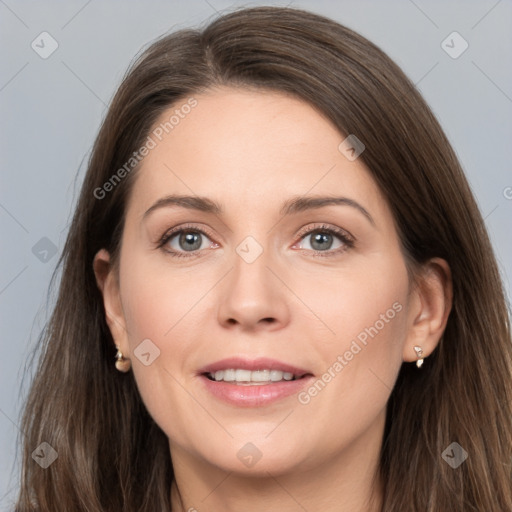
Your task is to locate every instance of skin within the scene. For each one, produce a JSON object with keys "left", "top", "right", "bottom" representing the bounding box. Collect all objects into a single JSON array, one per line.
[{"left": 94, "top": 86, "right": 452, "bottom": 512}]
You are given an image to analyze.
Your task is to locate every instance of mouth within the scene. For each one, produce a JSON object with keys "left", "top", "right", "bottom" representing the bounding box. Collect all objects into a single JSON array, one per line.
[
  {"left": 198, "top": 356, "right": 313, "bottom": 383},
  {"left": 203, "top": 368, "right": 310, "bottom": 385},
  {"left": 197, "top": 357, "right": 314, "bottom": 407}
]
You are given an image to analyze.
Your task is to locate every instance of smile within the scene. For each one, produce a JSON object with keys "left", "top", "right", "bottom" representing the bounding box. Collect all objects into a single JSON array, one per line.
[
  {"left": 197, "top": 357, "right": 314, "bottom": 407},
  {"left": 205, "top": 368, "right": 306, "bottom": 384}
]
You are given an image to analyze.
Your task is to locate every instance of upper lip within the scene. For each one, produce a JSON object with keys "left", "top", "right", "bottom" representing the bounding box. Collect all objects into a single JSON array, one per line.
[{"left": 198, "top": 357, "right": 312, "bottom": 377}]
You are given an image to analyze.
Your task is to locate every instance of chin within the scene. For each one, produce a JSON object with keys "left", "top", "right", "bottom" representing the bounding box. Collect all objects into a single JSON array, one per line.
[{"left": 198, "top": 437, "right": 313, "bottom": 477}]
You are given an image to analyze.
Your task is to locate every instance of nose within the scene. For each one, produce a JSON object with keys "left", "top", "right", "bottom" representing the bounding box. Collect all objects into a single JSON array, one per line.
[{"left": 216, "top": 248, "right": 291, "bottom": 332}]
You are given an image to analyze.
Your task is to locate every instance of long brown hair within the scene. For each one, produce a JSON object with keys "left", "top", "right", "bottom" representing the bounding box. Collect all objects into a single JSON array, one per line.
[{"left": 14, "top": 6, "right": 512, "bottom": 511}]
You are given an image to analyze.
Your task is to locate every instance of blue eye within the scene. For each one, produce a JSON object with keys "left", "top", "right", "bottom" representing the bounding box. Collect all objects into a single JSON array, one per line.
[
  {"left": 158, "top": 223, "right": 354, "bottom": 259},
  {"left": 159, "top": 225, "right": 215, "bottom": 258},
  {"left": 295, "top": 224, "right": 354, "bottom": 257},
  {"left": 302, "top": 230, "right": 341, "bottom": 251},
  {"left": 169, "top": 231, "right": 206, "bottom": 252}
]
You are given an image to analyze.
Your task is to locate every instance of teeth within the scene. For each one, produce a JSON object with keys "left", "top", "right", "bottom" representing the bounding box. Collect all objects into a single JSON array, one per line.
[
  {"left": 235, "top": 369, "right": 252, "bottom": 382},
  {"left": 208, "top": 369, "right": 299, "bottom": 384},
  {"left": 252, "top": 369, "right": 270, "bottom": 382},
  {"left": 270, "top": 370, "right": 283, "bottom": 381}
]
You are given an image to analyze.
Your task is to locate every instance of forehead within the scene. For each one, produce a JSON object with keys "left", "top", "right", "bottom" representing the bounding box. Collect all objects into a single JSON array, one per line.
[{"left": 126, "top": 87, "right": 388, "bottom": 222}]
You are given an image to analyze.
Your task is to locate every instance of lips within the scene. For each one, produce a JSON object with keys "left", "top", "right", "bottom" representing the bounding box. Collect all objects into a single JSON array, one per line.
[
  {"left": 197, "top": 357, "right": 314, "bottom": 407},
  {"left": 197, "top": 357, "right": 312, "bottom": 379}
]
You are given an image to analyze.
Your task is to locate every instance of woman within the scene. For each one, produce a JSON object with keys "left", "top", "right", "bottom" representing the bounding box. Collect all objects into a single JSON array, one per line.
[{"left": 14, "top": 6, "right": 512, "bottom": 511}]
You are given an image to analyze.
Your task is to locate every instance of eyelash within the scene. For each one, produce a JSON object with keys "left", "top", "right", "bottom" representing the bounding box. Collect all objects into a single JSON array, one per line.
[{"left": 157, "top": 223, "right": 355, "bottom": 259}]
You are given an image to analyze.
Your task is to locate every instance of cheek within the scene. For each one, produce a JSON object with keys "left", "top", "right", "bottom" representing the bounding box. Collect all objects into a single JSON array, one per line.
[
  {"left": 120, "top": 253, "right": 202, "bottom": 342},
  {"left": 117, "top": 262, "right": 208, "bottom": 445},
  {"left": 119, "top": 267, "right": 204, "bottom": 406},
  {"left": 297, "top": 255, "right": 409, "bottom": 436},
  {"left": 296, "top": 249, "right": 409, "bottom": 357}
]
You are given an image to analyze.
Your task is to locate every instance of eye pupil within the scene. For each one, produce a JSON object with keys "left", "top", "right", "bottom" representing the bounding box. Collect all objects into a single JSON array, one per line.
[
  {"left": 180, "top": 231, "right": 202, "bottom": 251},
  {"left": 311, "top": 232, "right": 333, "bottom": 251}
]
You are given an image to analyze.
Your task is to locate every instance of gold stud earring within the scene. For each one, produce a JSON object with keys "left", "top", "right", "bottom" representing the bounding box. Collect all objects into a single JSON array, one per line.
[
  {"left": 413, "top": 345, "right": 424, "bottom": 368},
  {"left": 115, "top": 345, "right": 131, "bottom": 372}
]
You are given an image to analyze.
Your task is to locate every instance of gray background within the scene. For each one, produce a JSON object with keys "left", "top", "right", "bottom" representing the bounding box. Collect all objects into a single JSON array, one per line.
[{"left": 1, "top": 0, "right": 511, "bottom": 507}]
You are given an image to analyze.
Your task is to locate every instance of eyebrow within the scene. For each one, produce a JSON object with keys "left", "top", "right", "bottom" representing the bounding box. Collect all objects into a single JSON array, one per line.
[{"left": 143, "top": 194, "right": 375, "bottom": 226}]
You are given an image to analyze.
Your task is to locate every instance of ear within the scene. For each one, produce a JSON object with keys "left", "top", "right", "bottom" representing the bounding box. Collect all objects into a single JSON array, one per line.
[
  {"left": 93, "top": 249, "right": 130, "bottom": 357},
  {"left": 403, "top": 257, "right": 453, "bottom": 363}
]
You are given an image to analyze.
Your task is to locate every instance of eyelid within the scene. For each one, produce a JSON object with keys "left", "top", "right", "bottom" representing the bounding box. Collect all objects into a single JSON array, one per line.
[
  {"left": 157, "top": 223, "right": 218, "bottom": 249},
  {"left": 295, "top": 223, "right": 355, "bottom": 244},
  {"left": 157, "top": 222, "right": 355, "bottom": 258},
  {"left": 292, "top": 223, "right": 355, "bottom": 257}
]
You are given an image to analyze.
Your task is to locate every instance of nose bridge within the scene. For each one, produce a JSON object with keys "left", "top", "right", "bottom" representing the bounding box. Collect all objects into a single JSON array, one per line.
[
  {"left": 230, "top": 235, "right": 278, "bottom": 304},
  {"left": 233, "top": 238, "right": 272, "bottom": 290},
  {"left": 216, "top": 232, "right": 290, "bottom": 329}
]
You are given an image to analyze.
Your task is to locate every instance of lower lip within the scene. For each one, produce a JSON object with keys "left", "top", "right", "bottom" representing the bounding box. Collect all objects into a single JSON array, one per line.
[{"left": 199, "top": 374, "right": 314, "bottom": 407}]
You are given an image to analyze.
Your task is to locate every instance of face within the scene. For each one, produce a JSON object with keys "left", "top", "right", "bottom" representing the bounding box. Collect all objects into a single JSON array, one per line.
[{"left": 99, "top": 86, "right": 419, "bottom": 477}]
